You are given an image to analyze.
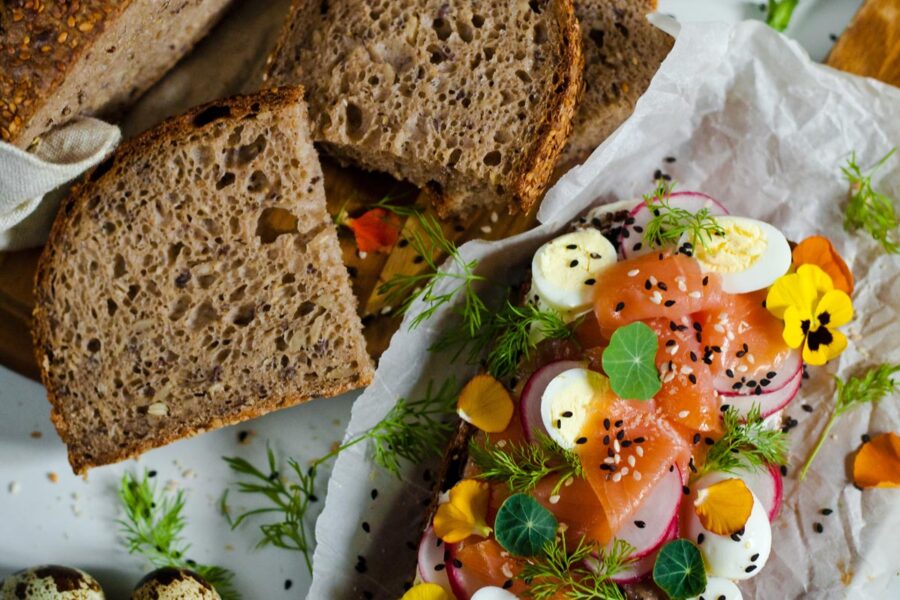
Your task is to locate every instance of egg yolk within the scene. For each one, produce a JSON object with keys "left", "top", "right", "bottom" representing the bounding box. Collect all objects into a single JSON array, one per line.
[{"left": 694, "top": 218, "right": 767, "bottom": 273}]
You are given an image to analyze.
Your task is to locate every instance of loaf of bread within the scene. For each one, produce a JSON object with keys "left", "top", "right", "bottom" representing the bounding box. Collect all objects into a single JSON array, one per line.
[
  {"left": 0, "top": 0, "right": 233, "bottom": 148},
  {"left": 265, "top": 0, "right": 583, "bottom": 217},
  {"left": 33, "top": 87, "right": 374, "bottom": 474},
  {"left": 558, "top": 0, "right": 673, "bottom": 168}
]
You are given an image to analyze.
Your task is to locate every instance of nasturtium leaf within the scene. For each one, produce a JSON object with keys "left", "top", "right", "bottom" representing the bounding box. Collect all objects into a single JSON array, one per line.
[
  {"left": 494, "top": 493, "right": 558, "bottom": 557},
  {"left": 601, "top": 321, "right": 661, "bottom": 400},
  {"left": 652, "top": 539, "right": 707, "bottom": 600}
]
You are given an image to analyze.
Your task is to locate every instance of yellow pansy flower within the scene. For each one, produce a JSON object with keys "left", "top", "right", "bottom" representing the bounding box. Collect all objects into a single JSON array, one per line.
[
  {"left": 766, "top": 264, "right": 853, "bottom": 366},
  {"left": 433, "top": 479, "right": 491, "bottom": 543},
  {"left": 400, "top": 582, "right": 454, "bottom": 600}
]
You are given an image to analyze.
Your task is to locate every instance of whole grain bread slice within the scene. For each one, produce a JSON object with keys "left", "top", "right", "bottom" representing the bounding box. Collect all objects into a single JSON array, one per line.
[
  {"left": 33, "top": 87, "right": 374, "bottom": 474},
  {"left": 557, "top": 0, "right": 673, "bottom": 168},
  {"left": 265, "top": 0, "right": 583, "bottom": 217},
  {"left": 1, "top": 0, "right": 232, "bottom": 148}
]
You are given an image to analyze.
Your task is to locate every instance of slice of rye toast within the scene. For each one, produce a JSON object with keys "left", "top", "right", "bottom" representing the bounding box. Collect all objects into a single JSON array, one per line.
[
  {"left": 264, "top": 0, "right": 583, "bottom": 217},
  {"left": 32, "top": 87, "right": 374, "bottom": 474},
  {"left": 557, "top": 0, "right": 673, "bottom": 169}
]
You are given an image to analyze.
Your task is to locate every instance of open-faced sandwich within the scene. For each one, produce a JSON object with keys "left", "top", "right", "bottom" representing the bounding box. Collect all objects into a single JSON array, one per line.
[{"left": 403, "top": 185, "right": 857, "bottom": 600}]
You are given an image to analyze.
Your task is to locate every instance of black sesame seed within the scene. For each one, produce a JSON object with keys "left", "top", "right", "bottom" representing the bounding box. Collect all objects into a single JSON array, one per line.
[
  {"left": 576, "top": 437, "right": 588, "bottom": 445},
  {"left": 645, "top": 279, "right": 653, "bottom": 290},
  {"left": 413, "top": 255, "right": 424, "bottom": 264},
  {"left": 665, "top": 156, "right": 677, "bottom": 163},
  {"left": 801, "top": 404, "right": 813, "bottom": 413},
  {"left": 603, "top": 435, "right": 610, "bottom": 445},
  {"left": 634, "top": 225, "right": 644, "bottom": 233},
  {"left": 688, "top": 373, "right": 697, "bottom": 384},
  {"left": 615, "top": 301, "right": 625, "bottom": 312},
  {"left": 767, "top": 371, "right": 777, "bottom": 379},
  {"left": 503, "top": 579, "right": 514, "bottom": 590},
  {"left": 780, "top": 465, "right": 788, "bottom": 476},
  {"left": 693, "top": 433, "right": 701, "bottom": 444},
  {"left": 567, "top": 244, "right": 577, "bottom": 249},
  {"left": 285, "top": 579, "right": 293, "bottom": 590},
  {"left": 720, "top": 404, "right": 731, "bottom": 412},
  {"left": 600, "top": 463, "right": 614, "bottom": 471},
  {"left": 585, "top": 278, "right": 596, "bottom": 285},
  {"left": 669, "top": 465, "right": 675, "bottom": 472},
  {"left": 654, "top": 169, "right": 663, "bottom": 180},
  {"left": 821, "top": 508, "right": 833, "bottom": 516},
  {"left": 621, "top": 440, "right": 633, "bottom": 448},
  {"left": 237, "top": 431, "right": 250, "bottom": 443},
  {"left": 616, "top": 429, "right": 625, "bottom": 440},
  {"left": 750, "top": 553, "right": 760, "bottom": 562},
  {"left": 726, "top": 368, "right": 734, "bottom": 378},
  {"left": 745, "top": 564, "right": 757, "bottom": 573},
  {"left": 813, "top": 522, "right": 824, "bottom": 533},
  {"left": 633, "top": 242, "right": 642, "bottom": 251},
  {"left": 705, "top": 437, "right": 715, "bottom": 446},
  {"left": 615, "top": 419, "right": 624, "bottom": 427},
  {"left": 736, "top": 349, "right": 747, "bottom": 358},
  {"left": 590, "top": 252, "right": 602, "bottom": 259},
  {"left": 689, "top": 457, "right": 697, "bottom": 473},
  {"left": 746, "top": 379, "right": 757, "bottom": 388},
  {"left": 634, "top": 436, "right": 645, "bottom": 443},
  {"left": 666, "top": 339, "right": 676, "bottom": 347},
  {"left": 711, "top": 345, "right": 722, "bottom": 353},
  {"left": 731, "top": 533, "right": 742, "bottom": 542},
  {"left": 635, "top": 520, "right": 646, "bottom": 528},
  {"left": 362, "top": 522, "right": 370, "bottom": 533},
  {"left": 697, "top": 533, "right": 705, "bottom": 544},
  {"left": 434, "top": 564, "right": 446, "bottom": 571},
  {"left": 683, "top": 485, "right": 690, "bottom": 495},
  {"left": 664, "top": 300, "right": 676, "bottom": 307},
  {"left": 453, "top": 559, "right": 463, "bottom": 568},
  {"left": 604, "top": 418, "right": 611, "bottom": 430},
  {"left": 861, "top": 433, "right": 871, "bottom": 443},
  {"left": 555, "top": 419, "right": 562, "bottom": 429},
  {"left": 562, "top": 411, "right": 573, "bottom": 418},
  {"left": 570, "top": 259, "right": 579, "bottom": 267},
  {"left": 148, "top": 470, "right": 157, "bottom": 478},
  {"left": 622, "top": 228, "right": 631, "bottom": 238},
  {"left": 658, "top": 282, "right": 668, "bottom": 291}
]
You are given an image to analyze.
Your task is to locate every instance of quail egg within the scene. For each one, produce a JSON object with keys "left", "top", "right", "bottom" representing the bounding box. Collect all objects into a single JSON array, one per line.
[
  {"left": 0, "top": 565, "right": 104, "bottom": 599},
  {"left": 686, "top": 576, "right": 743, "bottom": 600},
  {"left": 131, "top": 568, "right": 220, "bottom": 600}
]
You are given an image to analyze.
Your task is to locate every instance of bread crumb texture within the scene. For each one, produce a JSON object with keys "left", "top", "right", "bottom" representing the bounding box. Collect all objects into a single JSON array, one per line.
[
  {"left": 267, "top": 0, "right": 583, "bottom": 216},
  {"left": 33, "top": 87, "right": 373, "bottom": 474}
]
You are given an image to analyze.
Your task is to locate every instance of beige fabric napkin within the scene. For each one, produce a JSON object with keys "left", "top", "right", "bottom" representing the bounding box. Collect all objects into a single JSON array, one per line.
[{"left": 0, "top": 118, "right": 120, "bottom": 251}]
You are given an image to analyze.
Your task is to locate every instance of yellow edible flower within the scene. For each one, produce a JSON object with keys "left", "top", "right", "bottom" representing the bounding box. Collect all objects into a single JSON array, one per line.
[
  {"left": 432, "top": 479, "right": 491, "bottom": 543},
  {"left": 400, "top": 582, "right": 454, "bottom": 600},
  {"left": 766, "top": 264, "right": 853, "bottom": 366}
]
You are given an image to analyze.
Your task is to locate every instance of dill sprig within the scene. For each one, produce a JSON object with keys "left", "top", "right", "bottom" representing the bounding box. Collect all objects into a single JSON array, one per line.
[
  {"left": 222, "top": 378, "right": 459, "bottom": 572},
  {"left": 642, "top": 181, "right": 725, "bottom": 250},
  {"left": 468, "top": 434, "right": 585, "bottom": 496},
  {"left": 697, "top": 405, "right": 788, "bottom": 479},
  {"left": 519, "top": 536, "right": 634, "bottom": 600},
  {"left": 841, "top": 149, "right": 899, "bottom": 254},
  {"left": 117, "top": 471, "right": 240, "bottom": 600},
  {"left": 375, "top": 197, "right": 489, "bottom": 334},
  {"left": 766, "top": 0, "right": 798, "bottom": 31},
  {"left": 800, "top": 363, "right": 900, "bottom": 480}
]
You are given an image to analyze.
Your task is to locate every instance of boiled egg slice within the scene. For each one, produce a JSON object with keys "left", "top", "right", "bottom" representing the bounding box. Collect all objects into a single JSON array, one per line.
[
  {"left": 686, "top": 577, "right": 743, "bottom": 600},
  {"left": 686, "top": 479, "right": 772, "bottom": 580},
  {"left": 684, "top": 216, "right": 790, "bottom": 294},
  {"left": 471, "top": 587, "right": 519, "bottom": 600},
  {"left": 541, "top": 368, "right": 610, "bottom": 449},
  {"left": 531, "top": 229, "right": 616, "bottom": 312}
]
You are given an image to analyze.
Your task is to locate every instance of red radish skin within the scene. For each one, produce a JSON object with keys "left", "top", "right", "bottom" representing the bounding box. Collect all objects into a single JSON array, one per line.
[
  {"left": 713, "top": 348, "right": 802, "bottom": 396},
  {"left": 445, "top": 543, "right": 470, "bottom": 600},
  {"left": 519, "top": 360, "right": 584, "bottom": 442},
  {"left": 620, "top": 192, "right": 729, "bottom": 259},
  {"left": 720, "top": 368, "right": 802, "bottom": 419},
  {"left": 417, "top": 526, "right": 452, "bottom": 591},
  {"left": 610, "top": 514, "right": 679, "bottom": 584}
]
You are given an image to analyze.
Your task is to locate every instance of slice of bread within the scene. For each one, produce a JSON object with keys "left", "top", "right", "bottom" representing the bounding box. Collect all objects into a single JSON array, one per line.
[
  {"left": 265, "top": 0, "right": 583, "bottom": 217},
  {"left": 1, "top": 0, "right": 232, "bottom": 148},
  {"left": 32, "top": 87, "right": 374, "bottom": 474},
  {"left": 557, "top": 0, "right": 673, "bottom": 168}
]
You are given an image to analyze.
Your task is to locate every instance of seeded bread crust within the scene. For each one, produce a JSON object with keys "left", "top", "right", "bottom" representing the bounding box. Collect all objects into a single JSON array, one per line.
[
  {"left": 33, "top": 87, "right": 374, "bottom": 474},
  {"left": 265, "top": 0, "right": 583, "bottom": 217},
  {"left": 0, "top": 0, "right": 232, "bottom": 148}
]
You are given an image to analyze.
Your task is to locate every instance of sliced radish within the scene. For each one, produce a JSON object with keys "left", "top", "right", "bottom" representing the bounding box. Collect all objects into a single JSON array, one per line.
[
  {"left": 610, "top": 465, "right": 683, "bottom": 559},
  {"left": 519, "top": 360, "right": 584, "bottom": 442},
  {"left": 694, "top": 465, "right": 783, "bottom": 522},
  {"left": 619, "top": 192, "right": 729, "bottom": 258},
  {"left": 713, "top": 348, "right": 802, "bottom": 396},
  {"left": 720, "top": 367, "right": 802, "bottom": 419},
  {"left": 417, "top": 526, "right": 452, "bottom": 592},
  {"left": 609, "top": 514, "right": 679, "bottom": 584},
  {"left": 445, "top": 544, "right": 470, "bottom": 600}
]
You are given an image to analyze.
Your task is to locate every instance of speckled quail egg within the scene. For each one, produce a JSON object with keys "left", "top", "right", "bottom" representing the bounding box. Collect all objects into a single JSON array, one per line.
[
  {"left": 131, "top": 568, "right": 220, "bottom": 600},
  {"left": 686, "top": 576, "right": 743, "bottom": 600},
  {"left": 685, "top": 484, "right": 772, "bottom": 580},
  {"left": 0, "top": 565, "right": 104, "bottom": 599}
]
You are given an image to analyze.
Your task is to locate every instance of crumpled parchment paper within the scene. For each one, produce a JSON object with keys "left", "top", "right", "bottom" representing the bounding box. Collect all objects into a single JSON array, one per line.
[{"left": 309, "top": 20, "right": 900, "bottom": 600}]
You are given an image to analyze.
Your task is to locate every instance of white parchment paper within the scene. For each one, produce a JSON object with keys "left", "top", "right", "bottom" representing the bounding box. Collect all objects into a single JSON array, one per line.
[{"left": 309, "top": 20, "right": 900, "bottom": 600}]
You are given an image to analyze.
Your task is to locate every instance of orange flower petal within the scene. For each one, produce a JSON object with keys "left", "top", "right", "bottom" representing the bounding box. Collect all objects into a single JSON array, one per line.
[
  {"left": 694, "top": 478, "right": 754, "bottom": 535},
  {"left": 792, "top": 236, "right": 854, "bottom": 295},
  {"left": 346, "top": 208, "right": 402, "bottom": 253},
  {"left": 853, "top": 432, "right": 900, "bottom": 488},
  {"left": 457, "top": 374, "right": 514, "bottom": 433}
]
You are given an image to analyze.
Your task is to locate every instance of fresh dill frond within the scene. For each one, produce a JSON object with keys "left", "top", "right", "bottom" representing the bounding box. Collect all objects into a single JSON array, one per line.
[
  {"left": 519, "top": 536, "right": 634, "bottom": 600},
  {"left": 118, "top": 471, "right": 240, "bottom": 599},
  {"left": 766, "top": 0, "right": 798, "bottom": 31},
  {"left": 800, "top": 363, "right": 900, "bottom": 479},
  {"left": 375, "top": 197, "right": 489, "bottom": 334},
  {"left": 222, "top": 378, "right": 459, "bottom": 570},
  {"left": 485, "top": 301, "right": 574, "bottom": 379},
  {"left": 642, "top": 181, "right": 725, "bottom": 250},
  {"left": 697, "top": 405, "right": 788, "bottom": 479},
  {"left": 841, "top": 148, "right": 899, "bottom": 254},
  {"left": 469, "top": 434, "right": 585, "bottom": 496}
]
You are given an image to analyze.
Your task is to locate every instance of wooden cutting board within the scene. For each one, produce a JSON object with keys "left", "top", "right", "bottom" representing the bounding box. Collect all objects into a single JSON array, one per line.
[{"left": 2, "top": 0, "right": 898, "bottom": 382}]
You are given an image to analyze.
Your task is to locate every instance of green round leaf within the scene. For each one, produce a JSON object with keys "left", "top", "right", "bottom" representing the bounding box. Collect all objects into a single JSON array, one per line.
[
  {"left": 494, "top": 494, "right": 558, "bottom": 557},
  {"left": 602, "top": 321, "right": 661, "bottom": 401},
  {"left": 652, "top": 539, "right": 707, "bottom": 600}
]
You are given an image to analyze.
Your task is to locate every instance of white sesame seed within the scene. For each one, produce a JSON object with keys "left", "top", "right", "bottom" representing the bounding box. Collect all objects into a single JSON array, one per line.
[
  {"left": 680, "top": 365, "right": 693, "bottom": 375},
  {"left": 490, "top": 211, "right": 499, "bottom": 223},
  {"left": 727, "top": 330, "right": 735, "bottom": 341},
  {"left": 677, "top": 278, "right": 688, "bottom": 292},
  {"left": 502, "top": 563, "right": 514, "bottom": 578},
  {"left": 614, "top": 440, "right": 621, "bottom": 452},
  {"left": 612, "top": 473, "right": 622, "bottom": 482},
  {"left": 678, "top": 410, "right": 690, "bottom": 418},
  {"left": 359, "top": 251, "right": 368, "bottom": 259},
  {"left": 689, "top": 291, "right": 702, "bottom": 299},
  {"left": 497, "top": 439, "right": 507, "bottom": 448},
  {"left": 747, "top": 354, "right": 756, "bottom": 364},
  {"left": 663, "top": 371, "right": 676, "bottom": 383},
  {"left": 650, "top": 276, "right": 658, "bottom": 285},
  {"left": 633, "top": 470, "right": 642, "bottom": 481},
  {"left": 628, "top": 455, "right": 636, "bottom": 467},
  {"left": 628, "top": 269, "right": 640, "bottom": 277},
  {"left": 738, "top": 365, "right": 749, "bottom": 373},
  {"left": 668, "top": 344, "right": 679, "bottom": 356},
  {"left": 714, "top": 324, "right": 726, "bottom": 333},
  {"left": 650, "top": 291, "right": 663, "bottom": 304},
  {"left": 480, "top": 225, "right": 492, "bottom": 233},
  {"left": 615, "top": 454, "right": 621, "bottom": 464},
  {"left": 549, "top": 494, "right": 561, "bottom": 505},
  {"left": 147, "top": 402, "right": 168, "bottom": 417},
  {"left": 636, "top": 446, "right": 644, "bottom": 457},
  {"left": 381, "top": 305, "right": 393, "bottom": 315},
  {"left": 604, "top": 457, "right": 615, "bottom": 464},
  {"left": 620, "top": 467, "right": 630, "bottom": 476}
]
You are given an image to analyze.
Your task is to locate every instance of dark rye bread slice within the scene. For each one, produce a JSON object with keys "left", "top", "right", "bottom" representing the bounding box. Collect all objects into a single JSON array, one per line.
[
  {"left": 557, "top": 0, "right": 673, "bottom": 168},
  {"left": 0, "top": 0, "right": 232, "bottom": 148},
  {"left": 265, "top": 0, "right": 583, "bottom": 217},
  {"left": 33, "top": 87, "right": 374, "bottom": 474}
]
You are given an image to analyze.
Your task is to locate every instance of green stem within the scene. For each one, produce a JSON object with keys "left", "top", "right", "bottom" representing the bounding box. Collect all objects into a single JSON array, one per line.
[
  {"left": 799, "top": 408, "right": 839, "bottom": 480},
  {"left": 767, "top": 0, "right": 798, "bottom": 32}
]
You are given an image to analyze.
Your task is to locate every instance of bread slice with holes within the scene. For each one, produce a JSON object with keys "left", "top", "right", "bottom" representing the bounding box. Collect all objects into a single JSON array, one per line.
[
  {"left": 33, "top": 87, "right": 374, "bottom": 474},
  {"left": 265, "top": 0, "right": 583, "bottom": 217},
  {"left": 557, "top": 0, "right": 673, "bottom": 168}
]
